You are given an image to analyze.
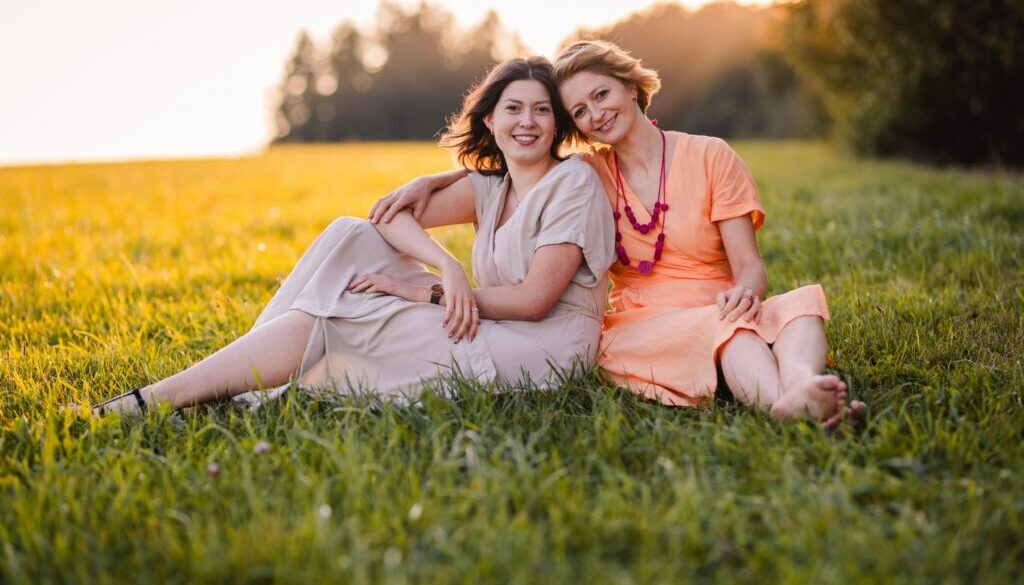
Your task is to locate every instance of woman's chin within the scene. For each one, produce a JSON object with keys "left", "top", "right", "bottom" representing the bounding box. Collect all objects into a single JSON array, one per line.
[{"left": 504, "top": 146, "right": 553, "bottom": 166}]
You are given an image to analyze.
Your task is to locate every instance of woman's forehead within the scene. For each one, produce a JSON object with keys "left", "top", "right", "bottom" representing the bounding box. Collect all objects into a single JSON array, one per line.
[{"left": 499, "top": 79, "right": 550, "bottom": 102}]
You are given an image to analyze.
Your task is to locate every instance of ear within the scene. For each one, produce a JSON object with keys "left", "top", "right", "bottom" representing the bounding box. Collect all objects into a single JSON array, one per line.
[
  {"left": 484, "top": 113, "right": 494, "bottom": 133},
  {"left": 630, "top": 85, "right": 638, "bottom": 101}
]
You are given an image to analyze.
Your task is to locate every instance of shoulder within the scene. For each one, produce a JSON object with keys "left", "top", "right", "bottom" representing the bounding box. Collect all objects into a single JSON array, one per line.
[
  {"left": 467, "top": 170, "right": 507, "bottom": 194},
  {"left": 549, "top": 155, "right": 602, "bottom": 190},
  {"left": 672, "top": 132, "right": 733, "bottom": 159}
]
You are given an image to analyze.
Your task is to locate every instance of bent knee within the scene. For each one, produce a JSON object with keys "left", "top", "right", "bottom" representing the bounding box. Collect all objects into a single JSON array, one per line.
[
  {"left": 722, "top": 328, "right": 763, "bottom": 352},
  {"left": 323, "top": 216, "right": 381, "bottom": 242}
]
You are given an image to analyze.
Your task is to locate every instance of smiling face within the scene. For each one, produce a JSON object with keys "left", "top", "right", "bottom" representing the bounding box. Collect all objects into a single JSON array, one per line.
[
  {"left": 484, "top": 79, "right": 557, "bottom": 167},
  {"left": 559, "top": 69, "right": 641, "bottom": 146}
]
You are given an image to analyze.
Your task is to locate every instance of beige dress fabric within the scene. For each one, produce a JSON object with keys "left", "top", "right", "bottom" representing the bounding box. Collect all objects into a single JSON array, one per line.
[{"left": 233, "top": 156, "right": 614, "bottom": 405}]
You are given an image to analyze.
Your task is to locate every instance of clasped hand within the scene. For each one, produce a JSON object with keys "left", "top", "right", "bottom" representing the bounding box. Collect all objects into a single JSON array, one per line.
[
  {"left": 716, "top": 285, "right": 762, "bottom": 323},
  {"left": 347, "top": 262, "right": 479, "bottom": 342}
]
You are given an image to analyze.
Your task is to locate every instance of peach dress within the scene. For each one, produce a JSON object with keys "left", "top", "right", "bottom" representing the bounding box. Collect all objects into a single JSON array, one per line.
[{"left": 584, "top": 132, "right": 830, "bottom": 406}]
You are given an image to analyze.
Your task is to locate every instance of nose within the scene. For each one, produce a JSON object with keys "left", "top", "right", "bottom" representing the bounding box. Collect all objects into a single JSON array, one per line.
[{"left": 518, "top": 110, "right": 536, "bottom": 128}]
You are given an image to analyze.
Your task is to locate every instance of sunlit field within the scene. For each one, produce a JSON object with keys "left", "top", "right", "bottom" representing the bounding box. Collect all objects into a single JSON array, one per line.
[{"left": 1, "top": 142, "right": 1022, "bottom": 583}]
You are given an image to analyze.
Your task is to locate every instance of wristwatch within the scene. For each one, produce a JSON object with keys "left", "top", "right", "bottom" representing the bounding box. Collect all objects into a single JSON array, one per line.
[{"left": 429, "top": 283, "right": 444, "bottom": 304}]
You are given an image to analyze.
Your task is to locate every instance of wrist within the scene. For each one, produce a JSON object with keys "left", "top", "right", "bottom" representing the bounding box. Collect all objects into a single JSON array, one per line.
[{"left": 439, "top": 257, "right": 462, "bottom": 273}]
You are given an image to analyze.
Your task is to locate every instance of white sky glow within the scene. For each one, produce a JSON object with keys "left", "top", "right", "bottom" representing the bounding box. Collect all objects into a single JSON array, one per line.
[{"left": 0, "top": 0, "right": 764, "bottom": 165}]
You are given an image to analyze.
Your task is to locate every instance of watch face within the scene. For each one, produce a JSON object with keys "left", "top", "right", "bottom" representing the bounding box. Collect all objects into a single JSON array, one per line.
[{"left": 431, "top": 284, "right": 443, "bottom": 294}]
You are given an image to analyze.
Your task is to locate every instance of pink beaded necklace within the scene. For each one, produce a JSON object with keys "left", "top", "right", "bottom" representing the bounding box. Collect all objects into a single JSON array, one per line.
[{"left": 612, "top": 125, "right": 669, "bottom": 275}]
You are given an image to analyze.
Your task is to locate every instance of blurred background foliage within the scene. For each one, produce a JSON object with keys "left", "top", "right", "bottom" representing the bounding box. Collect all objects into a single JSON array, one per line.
[{"left": 273, "top": 0, "right": 1023, "bottom": 167}]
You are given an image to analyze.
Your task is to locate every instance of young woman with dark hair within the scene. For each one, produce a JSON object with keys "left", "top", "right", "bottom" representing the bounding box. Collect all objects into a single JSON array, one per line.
[{"left": 91, "top": 56, "right": 614, "bottom": 414}]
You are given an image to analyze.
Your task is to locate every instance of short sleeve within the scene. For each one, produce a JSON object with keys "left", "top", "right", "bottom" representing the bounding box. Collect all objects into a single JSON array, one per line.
[
  {"left": 468, "top": 172, "right": 504, "bottom": 221},
  {"left": 534, "top": 162, "right": 615, "bottom": 287},
  {"left": 707, "top": 138, "right": 766, "bottom": 230}
]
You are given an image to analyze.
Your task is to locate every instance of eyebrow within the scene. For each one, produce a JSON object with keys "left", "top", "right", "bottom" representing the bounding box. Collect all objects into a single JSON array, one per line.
[
  {"left": 570, "top": 86, "right": 609, "bottom": 110},
  {"left": 501, "top": 98, "right": 552, "bottom": 106}
]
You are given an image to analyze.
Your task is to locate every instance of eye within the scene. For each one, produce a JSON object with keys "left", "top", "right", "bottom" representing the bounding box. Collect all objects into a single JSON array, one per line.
[
  {"left": 596, "top": 89, "right": 609, "bottom": 100},
  {"left": 573, "top": 107, "right": 585, "bottom": 119},
  {"left": 536, "top": 105, "right": 551, "bottom": 114}
]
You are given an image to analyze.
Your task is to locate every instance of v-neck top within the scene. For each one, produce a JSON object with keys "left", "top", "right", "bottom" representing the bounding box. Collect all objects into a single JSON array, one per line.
[
  {"left": 583, "top": 132, "right": 766, "bottom": 310},
  {"left": 468, "top": 156, "right": 615, "bottom": 320}
]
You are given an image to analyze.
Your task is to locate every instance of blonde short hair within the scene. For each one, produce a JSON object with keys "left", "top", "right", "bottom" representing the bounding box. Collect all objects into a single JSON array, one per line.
[{"left": 553, "top": 40, "right": 662, "bottom": 113}]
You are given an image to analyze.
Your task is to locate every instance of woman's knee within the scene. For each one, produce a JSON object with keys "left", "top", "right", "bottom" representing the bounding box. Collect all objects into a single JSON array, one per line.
[
  {"left": 720, "top": 329, "right": 766, "bottom": 359},
  {"left": 327, "top": 215, "right": 374, "bottom": 234}
]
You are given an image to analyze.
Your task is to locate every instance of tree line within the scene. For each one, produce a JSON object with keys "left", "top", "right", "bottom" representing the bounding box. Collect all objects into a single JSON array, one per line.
[{"left": 273, "top": 0, "right": 1023, "bottom": 166}]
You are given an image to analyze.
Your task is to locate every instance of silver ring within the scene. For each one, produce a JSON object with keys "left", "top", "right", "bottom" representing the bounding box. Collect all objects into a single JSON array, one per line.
[{"left": 471, "top": 307, "right": 479, "bottom": 312}]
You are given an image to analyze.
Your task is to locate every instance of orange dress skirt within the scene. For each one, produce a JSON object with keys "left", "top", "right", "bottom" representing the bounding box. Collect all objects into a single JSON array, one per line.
[{"left": 584, "top": 133, "right": 830, "bottom": 406}]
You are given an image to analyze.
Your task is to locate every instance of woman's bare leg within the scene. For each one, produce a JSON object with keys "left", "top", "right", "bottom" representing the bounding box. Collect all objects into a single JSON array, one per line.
[
  {"left": 98, "top": 309, "right": 316, "bottom": 413},
  {"left": 768, "top": 316, "right": 847, "bottom": 422},
  {"left": 718, "top": 330, "right": 783, "bottom": 410}
]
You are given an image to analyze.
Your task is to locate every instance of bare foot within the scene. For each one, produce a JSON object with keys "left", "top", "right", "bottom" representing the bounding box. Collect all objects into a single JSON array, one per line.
[{"left": 770, "top": 374, "right": 846, "bottom": 423}]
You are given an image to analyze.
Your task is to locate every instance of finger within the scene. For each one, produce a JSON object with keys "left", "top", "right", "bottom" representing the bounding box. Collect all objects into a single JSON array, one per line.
[
  {"left": 716, "top": 291, "right": 727, "bottom": 311},
  {"left": 413, "top": 198, "right": 426, "bottom": 221},
  {"left": 369, "top": 194, "right": 391, "bottom": 223},
  {"left": 458, "top": 297, "right": 473, "bottom": 340},
  {"left": 469, "top": 307, "right": 479, "bottom": 341},
  {"left": 382, "top": 197, "right": 404, "bottom": 224},
  {"left": 450, "top": 295, "right": 466, "bottom": 340},
  {"left": 728, "top": 297, "right": 752, "bottom": 322},
  {"left": 348, "top": 278, "right": 367, "bottom": 291},
  {"left": 720, "top": 289, "right": 742, "bottom": 318},
  {"left": 743, "top": 297, "right": 760, "bottom": 322},
  {"left": 443, "top": 291, "right": 453, "bottom": 326}
]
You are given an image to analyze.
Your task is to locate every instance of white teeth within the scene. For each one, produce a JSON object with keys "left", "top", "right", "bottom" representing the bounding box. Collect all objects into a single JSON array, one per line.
[
  {"left": 597, "top": 115, "right": 615, "bottom": 132},
  {"left": 513, "top": 136, "right": 537, "bottom": 145}
]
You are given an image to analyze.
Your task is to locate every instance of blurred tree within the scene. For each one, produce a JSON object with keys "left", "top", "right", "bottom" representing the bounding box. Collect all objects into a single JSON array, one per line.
[
  {"left": 274, "top": 31, "right": 322, "bottom": 142},
  {"left": 322, "top": 22, "right": 370, "bottom": 140},
  {"left": 784, "top": 0, "right": 1024, "bottom": 165},
  {"left": 272, "top": 3, "right": 520, "bottom": 142}
]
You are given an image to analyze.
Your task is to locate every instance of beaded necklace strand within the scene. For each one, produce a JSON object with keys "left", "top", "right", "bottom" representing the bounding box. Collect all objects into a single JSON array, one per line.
[{"left": 612, "top": 126, "right": 669, "bottom": 275}]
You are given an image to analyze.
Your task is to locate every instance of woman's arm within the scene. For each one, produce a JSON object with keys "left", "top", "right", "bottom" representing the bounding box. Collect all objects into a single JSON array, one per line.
[
  {"left": 372, "top": 196, "right": 478, "bottom": 339},
  {"left": 472, "top": 244, "right": 583, "bottom": 321},
  {"left": 369, "top": 169, "right": 470, "bottom": 224},
  {"left": 717, "top": 215, "right": 768, "bottom": 322}
]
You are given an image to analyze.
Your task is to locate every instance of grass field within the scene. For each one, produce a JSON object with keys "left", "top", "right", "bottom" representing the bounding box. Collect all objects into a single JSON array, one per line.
[{"left": 1, "top": 142, "right": 1022, "bottom": 583}]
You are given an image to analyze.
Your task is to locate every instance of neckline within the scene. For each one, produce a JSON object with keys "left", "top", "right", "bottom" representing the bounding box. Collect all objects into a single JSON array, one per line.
[
  {"left": 493, "top": 158, "right": 564, "bottom": 235},
  {"left": 614, "top": 131, "right": 683, "bottom": 222}
]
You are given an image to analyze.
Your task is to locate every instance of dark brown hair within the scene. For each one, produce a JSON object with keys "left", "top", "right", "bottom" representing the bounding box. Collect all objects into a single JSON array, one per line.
[{"left": 439, "top": 56, "right": 578, "bottom": 176}]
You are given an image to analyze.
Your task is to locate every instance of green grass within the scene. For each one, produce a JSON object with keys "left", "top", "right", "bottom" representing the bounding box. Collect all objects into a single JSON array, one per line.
[{"left": 1, "top": 142, "right": 1022, "bottom": 583}]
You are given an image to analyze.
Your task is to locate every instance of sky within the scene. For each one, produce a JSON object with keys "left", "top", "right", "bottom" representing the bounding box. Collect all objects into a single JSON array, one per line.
[{"left": 0, "top": 0, "right": 761, "bottom": 165}]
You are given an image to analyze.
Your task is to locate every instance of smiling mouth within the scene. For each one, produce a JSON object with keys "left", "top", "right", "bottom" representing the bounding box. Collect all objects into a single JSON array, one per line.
[
  {"left": 513, "top": 135, "right": 539, "bottom": 146},
  {"left": 596, "top": 115, "right": 616, "bottom": 133}
]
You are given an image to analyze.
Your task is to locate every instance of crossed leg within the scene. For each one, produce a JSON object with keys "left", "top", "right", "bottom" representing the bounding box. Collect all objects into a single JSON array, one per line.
[
  {"left": 768, "top": 315, "right": 849, "bottom": 424},
  {"left": 718, "top": 317, "right": 851, "bottom": 424},
  {"left": 96, "top": 309, "right": 317, "bottom": 413},
  {"left": 718, "top": 329, "right": 782, "bottom": 410}
]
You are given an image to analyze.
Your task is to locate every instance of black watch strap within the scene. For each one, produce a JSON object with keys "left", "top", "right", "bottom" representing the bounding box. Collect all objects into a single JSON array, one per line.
[{"left": 429, "top": 284, "right": 444, "bottom": 304}]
